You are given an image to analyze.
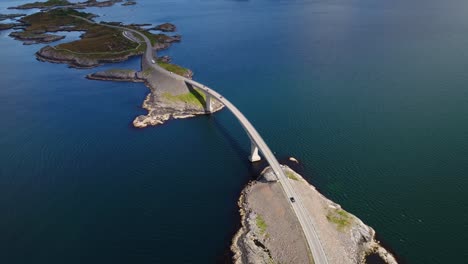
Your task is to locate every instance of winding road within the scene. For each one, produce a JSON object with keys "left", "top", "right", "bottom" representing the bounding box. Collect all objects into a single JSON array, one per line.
[{"left": 75, "top": 15, "right": 329, "bottom": 264}]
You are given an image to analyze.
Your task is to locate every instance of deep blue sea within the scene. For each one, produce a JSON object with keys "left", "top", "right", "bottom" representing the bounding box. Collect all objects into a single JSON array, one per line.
[{"left": 1, "top": 0, "right": 467, "bottom": 263}]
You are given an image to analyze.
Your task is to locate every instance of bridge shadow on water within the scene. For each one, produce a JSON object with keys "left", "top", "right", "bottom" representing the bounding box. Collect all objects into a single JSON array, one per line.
[
  {"left": 206, "top": 115, "right": 270, "bottom": 178},
  {"left": 204, "top": 115, "right": 272, "bottom": 264}
]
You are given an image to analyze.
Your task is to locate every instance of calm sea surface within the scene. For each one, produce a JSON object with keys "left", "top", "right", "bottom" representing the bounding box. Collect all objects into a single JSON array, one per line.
[{"left": 1, "top": 0, "right": 467, "bottom": 263}]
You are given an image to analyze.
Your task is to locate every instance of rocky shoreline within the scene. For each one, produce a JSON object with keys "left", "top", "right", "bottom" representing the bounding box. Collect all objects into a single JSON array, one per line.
[
  {"left": 231, "top": 163, "right": 398, "bottom": 264},
  {"left": 86, "top": 69, "right": 144, "bottom": 82},
  {"left": 86, "top": 65, "right": 223, "bottom": 128},
  {"left": 132, "top": 91, "right": 223, "bottom": 128},
  {"left": 151, "top": 22, "right": 176, "bottom": 32},
  {"left": 35, "top": 45, "right": 143, "bottom": 68}
]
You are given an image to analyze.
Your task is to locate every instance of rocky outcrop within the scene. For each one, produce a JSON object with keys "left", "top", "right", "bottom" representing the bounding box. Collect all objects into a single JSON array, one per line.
[
  {"left": 83, "top": 0, "right": 124, "bottom": 8},
  {"left": 132, "top": 90, "right": 223, "bottom": 128},
  {"left": 86, "top": 60, "right": 223, "bottom": 128},
  {"left": 122, "top": 1, "right": 136, "bottom": 6},
  {"left": 86, "top": 69, "right": 144, "bottom": 82},
  {"left": 232, "top": 165, "right": 398, "bottom": 264},
  {"left": 9, "top": 0, "right": 125, "bottom": 10},
  {"left": 0, "top": 23, "right": 23, "bottom": 31},
  {"left": 152, "top": 22, "right": 176, "bottom": 32},
  {"left": 157, "top": 55, "right": 171, "bottom": 63},
  {"left": 9, "top": 31, "right": 65, "bottom": 44},
  {"left": 0, "top": 13, "right": 25, "bottom": 21},
  {"left": 36, "top": 46, "right": 143, "bottom": 68}
]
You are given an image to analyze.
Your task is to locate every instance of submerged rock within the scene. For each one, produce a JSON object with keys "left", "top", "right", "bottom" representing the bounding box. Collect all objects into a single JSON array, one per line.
[{"left": 122, "top": 1, "right": 136, "bottom": 6}]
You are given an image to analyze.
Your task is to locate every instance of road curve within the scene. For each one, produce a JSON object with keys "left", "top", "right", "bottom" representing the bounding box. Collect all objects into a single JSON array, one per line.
[{"left": 75, "top": 16, "right": 329, "bottom": 264}]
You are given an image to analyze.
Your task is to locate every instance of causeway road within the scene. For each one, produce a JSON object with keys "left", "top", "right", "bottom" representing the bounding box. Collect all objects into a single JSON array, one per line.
[{"left": 74, "top": 15, "right": 329, "bottom": 264}]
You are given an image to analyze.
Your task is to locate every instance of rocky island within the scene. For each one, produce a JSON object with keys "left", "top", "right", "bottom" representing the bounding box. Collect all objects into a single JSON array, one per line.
[
  {"left": 0, "top": 0, "right": 223, "bottom": 127},
  {"left": 232, "top": 163, "right": 398, "bottom": 264},
  {"left": 8, "top": 0, "right": 126, "bottom": 10}
]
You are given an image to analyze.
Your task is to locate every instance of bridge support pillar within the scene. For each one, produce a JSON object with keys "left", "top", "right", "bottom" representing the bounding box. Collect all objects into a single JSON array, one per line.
[
  {"left": 205, "top": 94, "right": 213, "bottom": 113},
  {"left": 248, "top": 141, "right": 261, "bottom": 162}
]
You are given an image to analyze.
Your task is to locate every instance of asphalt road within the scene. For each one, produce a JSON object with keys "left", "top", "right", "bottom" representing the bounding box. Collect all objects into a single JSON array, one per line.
[{"left": 75, "top": 15, "right": 329, "bottom": 264}]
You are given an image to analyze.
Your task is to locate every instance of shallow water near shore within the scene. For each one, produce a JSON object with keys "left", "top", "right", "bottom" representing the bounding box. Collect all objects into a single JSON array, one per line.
[{"left": 1, "top": 0, "right": 468, "bottom": 263}]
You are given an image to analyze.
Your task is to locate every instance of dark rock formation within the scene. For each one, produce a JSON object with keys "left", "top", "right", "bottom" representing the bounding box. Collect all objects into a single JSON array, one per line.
[
  {"left": 86, "top": 69, "right": 144, "bottom": 82},
  {"left": 36, "top": 45, "right": 143, "bottom": 68},
  {"left": 0, "top": 23, "right": 22, "bottom": 31},
  {"left": 0, "top": 13, "right": 25, "bottom": 21},
  {"left": 152, "top": 22, "right": 176, "bottom": 32},
  {"left": 157, "top": 55, "right": 171, "bottom": 63},
  {"left": 9, "top": 31, "right": 65, "bottom": 44},
  {"left": 122, "top": 1, "right": 136, "bottom": 6}
]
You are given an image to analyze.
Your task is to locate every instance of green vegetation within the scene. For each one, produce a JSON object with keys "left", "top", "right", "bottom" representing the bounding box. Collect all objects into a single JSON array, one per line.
[
  {"left": 157, "top": 61, "right": 189, "bottom": 76},
  {"left": 15, "top": 0, "right": 71, "bottom": 9},
  {"left": 286, "top": 170, "right": 299, "bottom": 181},
  {"left": 140, "top": 30, "right": 175, "bottom": 46},
  {"left": 326, "top": 209, "right": 353, "bottom": 230},
  {"left": 162, "top": 89, "right": 206, "bottom": 107},
  {"left": 21, "top": 8, "right": 92, "bottom": 32},
  {"left": 57, "top": 24, "right": 137, "bottom": 53},
  {"left": 256, "top": 215, "right": 268, "bottom": 235},
  {"left": 19, "top": 9, "right": 143, "bottom": 60},
  {"left": 140, "top": 30, "right": 163, "bottom": 46}
]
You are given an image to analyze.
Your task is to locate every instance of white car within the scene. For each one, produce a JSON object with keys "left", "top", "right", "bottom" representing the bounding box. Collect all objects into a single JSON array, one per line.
[{"left": 151, "top": 59, "right": 155, "bottom": 64}]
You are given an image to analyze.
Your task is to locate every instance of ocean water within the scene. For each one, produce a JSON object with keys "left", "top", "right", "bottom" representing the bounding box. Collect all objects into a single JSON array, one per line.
[{"left": 1, "top": 0, "right": 467, "bottom": 263}]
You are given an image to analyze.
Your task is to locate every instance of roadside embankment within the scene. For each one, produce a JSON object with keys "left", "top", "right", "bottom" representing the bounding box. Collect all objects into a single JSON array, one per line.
[{"left": 232, "top": 163, "right": 398, "bottom": 264}]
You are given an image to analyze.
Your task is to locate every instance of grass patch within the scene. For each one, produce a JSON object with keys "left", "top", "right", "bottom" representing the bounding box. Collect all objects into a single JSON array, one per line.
[
  {"left": 57, "top": 24, "right": 137, "bottom": 53},
  {"left": 157, "top": 61, "right": 188, "bottom": 76},
  {"left": 286, "top": 170, "right": 299, "bottom": 181},
  {"left": 162, "top": 89, "right": 206, "bottom": 107},
  {"left": 256, "top": 215, "right": 267, "bottom": 235},
  {"left": 140, "top": 30, "right": 158, "bottom": 46},
  {"left": 21, "top": 9, "right": 93, "bottom": 32},
  {"left": 326, "top": 209, "right": 353, "bottom": 230},
  {"left": 140, "top": 30, "right": 175, "bottom": 46}
]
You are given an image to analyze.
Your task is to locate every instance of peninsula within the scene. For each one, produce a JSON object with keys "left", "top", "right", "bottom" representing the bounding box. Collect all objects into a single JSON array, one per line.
[{"left": 232, "top": 161, "right": 398, "bottom": 264}]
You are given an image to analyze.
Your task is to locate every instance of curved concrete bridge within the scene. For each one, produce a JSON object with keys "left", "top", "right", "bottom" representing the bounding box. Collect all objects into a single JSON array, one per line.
[
  {"left": 139, "top": 41, "right": 330, "bottom": 264},
  {"left": 75, "top": 16, "right": 329, "bottom": 264}
]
